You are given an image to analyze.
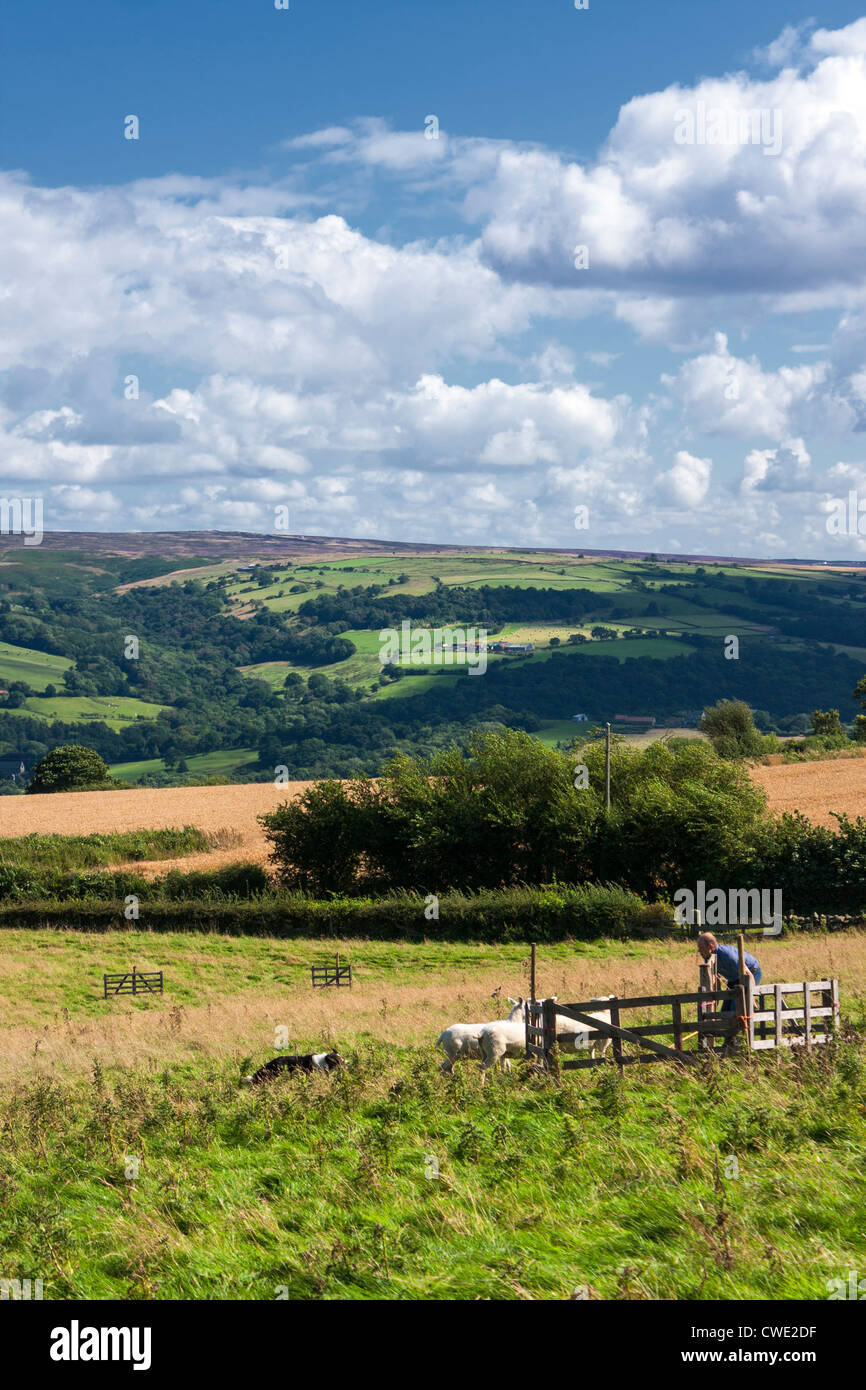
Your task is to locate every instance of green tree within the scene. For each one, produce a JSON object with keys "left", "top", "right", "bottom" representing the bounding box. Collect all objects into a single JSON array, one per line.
[
  {"left": 261, "top": 727, "right": 767, "bottom": 899},
  {"left": 699, "top": 700, "right": 764, "bottom": 760},
  {"left": 27, "top": 745, "right": 114, "bottom": 794},
  {"left": 811, "top": 709, "right": 843, "bottom": 737}
]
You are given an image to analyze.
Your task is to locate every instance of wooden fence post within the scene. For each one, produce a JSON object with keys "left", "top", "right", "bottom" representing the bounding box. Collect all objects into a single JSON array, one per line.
[
  {"left": 526, "top": 943, "right": 537, "bottom": 1061},
  {"left": 543, "top": 997, "right": 559, "bottom": 1076},
  {"left": 698, "top": 946, "right": 717, "bottom": 1053},
  {"left": 672, "top": 998, "right": 683, "bottom": 1053},
  {"left": 803, "top": 981, "right": 812, "bottom": 1052},
  {"left": 608, "top": 999, "right": 624, "bottom": 1074},
  {"left": 832, "top": 979, "right": 840, "bottom": 1036},
  {"left": 604, "top": 723, "right": 611, "bottom": 811}
]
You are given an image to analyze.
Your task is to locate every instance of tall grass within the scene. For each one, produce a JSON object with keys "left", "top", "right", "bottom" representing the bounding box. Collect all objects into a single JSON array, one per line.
[
  {"left": 0, "top": 827, "right": 231, "bottom": 871},
  {"left": 0, "top": 1037, "right": 863, "bottom": 1300},
  {"left": 1, "top": 930, "right": 862, "bottom": 1299}
]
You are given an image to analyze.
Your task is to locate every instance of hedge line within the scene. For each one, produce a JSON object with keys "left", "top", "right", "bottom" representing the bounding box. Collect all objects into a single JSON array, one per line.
[
  {"left": 0, "top": 884, "right": 851, "bottom": 941},
  {"left": 0, "top": 884, "right": 667, "bottom": 940}
]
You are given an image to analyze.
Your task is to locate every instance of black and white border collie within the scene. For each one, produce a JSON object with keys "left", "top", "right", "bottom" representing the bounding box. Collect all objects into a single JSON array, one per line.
[{"left": 243, "top": 1051, "right": 346, "bottom": 1085}]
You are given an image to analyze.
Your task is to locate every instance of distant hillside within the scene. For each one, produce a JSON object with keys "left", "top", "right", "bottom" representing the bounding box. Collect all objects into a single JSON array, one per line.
[
  {"left": 4, "top": 529, "right": 866, "bottom": 567},
  {"left": 1, "top": 541, "right": 866, "bottom": 786}
]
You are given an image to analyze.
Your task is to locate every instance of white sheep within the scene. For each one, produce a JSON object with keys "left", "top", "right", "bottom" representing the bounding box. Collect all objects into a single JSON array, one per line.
[
  {"left": 480, "top": 996, "right": 616, "bottom": 1072},
  {"left": 437, "top": 997, "right": 525, "bottom": 1073},
  {"left": 479, "top": 996, "right": 558, "bottom": 1074}
]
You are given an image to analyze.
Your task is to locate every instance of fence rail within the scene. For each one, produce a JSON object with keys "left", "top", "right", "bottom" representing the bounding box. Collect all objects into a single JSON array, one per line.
[{"left": 526, "top": 977, "right": 840, "bottom": 1072}]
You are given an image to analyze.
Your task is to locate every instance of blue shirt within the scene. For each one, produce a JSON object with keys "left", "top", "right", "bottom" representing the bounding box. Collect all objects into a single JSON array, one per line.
[{"left": 715, "top": 943, "right": 759, "bottom": 982}]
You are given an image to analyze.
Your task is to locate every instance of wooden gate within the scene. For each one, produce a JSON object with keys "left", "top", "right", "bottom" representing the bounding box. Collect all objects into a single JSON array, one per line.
[
  {"left": 103, "top": 967, "right": 163, "bottom": 998},
  {"left": 525, "top": 977, "right": 840, "bottom": 1072},
  {"left": 311, "top": 955, "right": 352, "bottom": 988}
]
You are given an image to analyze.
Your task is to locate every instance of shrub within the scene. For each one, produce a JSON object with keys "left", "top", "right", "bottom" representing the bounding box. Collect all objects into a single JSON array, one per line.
[
  {"left": 260, "top": 728, "right": 767, "bottom": 899},
  {"left": 811, "top": 709, "right": 845, "bottom": 738}
]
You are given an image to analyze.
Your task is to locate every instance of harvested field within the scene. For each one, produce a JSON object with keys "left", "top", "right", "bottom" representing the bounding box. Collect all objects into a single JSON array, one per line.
[
  {"left": 751, "top": 757, "right": 866, "bottom": 827},
  {"left": 0, "top": 782, "right": 315, "bottom": 874},
  {"left": 4, "top": 757, "right": 866, "bottom": 877}
]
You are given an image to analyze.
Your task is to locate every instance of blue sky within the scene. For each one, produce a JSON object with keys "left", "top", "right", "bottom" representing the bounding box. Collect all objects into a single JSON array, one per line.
[
  {"left": 6, "top": 1, "right": 862, "bottom": 184},
  {"left": 5, "top": 3, "right": 866, "bottom": 556}
]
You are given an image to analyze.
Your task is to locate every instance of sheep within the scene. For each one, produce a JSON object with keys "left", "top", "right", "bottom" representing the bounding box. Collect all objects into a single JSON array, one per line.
[
  {"left": 568, "top": 996, "right": 616, "bottom": 1059},
  {"left": 480, "top": 996, "right": 616, "bottom": 1073},
  {"left": 437, "top": 997, "right": 525, "bottom": 1073},
  {"left": 479, "top": 996, "right": 556, "bottom": 1075}
]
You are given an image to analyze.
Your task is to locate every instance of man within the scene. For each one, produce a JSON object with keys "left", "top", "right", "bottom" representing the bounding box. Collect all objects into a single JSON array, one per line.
[{"left": 697, "top": 931, "right": 762, "bottom": 1013}]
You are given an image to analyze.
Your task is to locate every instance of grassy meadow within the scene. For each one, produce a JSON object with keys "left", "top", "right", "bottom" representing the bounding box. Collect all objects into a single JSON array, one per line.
[{"left": 0, "top": 928, "right": 863, "bottom": 1300}]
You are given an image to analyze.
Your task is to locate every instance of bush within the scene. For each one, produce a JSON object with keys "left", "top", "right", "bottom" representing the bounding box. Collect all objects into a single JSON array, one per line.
[
  {"left": 737, "top": 810, "right": 866, "bottom": 917},
  {"left": 811, "top": 709, "right": 845, "bottom": 738},
  {"left": 260, "top": 728, "right": 767, "bottom": 899}
]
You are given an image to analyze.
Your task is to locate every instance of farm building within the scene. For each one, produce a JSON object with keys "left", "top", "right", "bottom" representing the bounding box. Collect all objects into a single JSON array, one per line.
[{"left": 613, "top": 714, "right": 656, "bottom": 727}]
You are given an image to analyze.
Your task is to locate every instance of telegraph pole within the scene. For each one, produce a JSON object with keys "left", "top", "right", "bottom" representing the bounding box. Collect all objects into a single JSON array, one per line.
[{"left": 605, "top": 721, "right": 611, "bottom": 811}]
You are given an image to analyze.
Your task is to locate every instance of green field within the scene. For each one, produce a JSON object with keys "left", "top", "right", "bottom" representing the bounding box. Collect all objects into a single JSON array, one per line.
[
  {"left": 3, "top": 694, "right": 169, "bottom": 728},
  {"left": 1, "top": 929, "right": 863, "bottom": 1300},
  {"left": 109, "top": 747, "right": 259, "bottom": 783},
  {"left": 0, "top": 639, "right": 71, "bottom": 690}
]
